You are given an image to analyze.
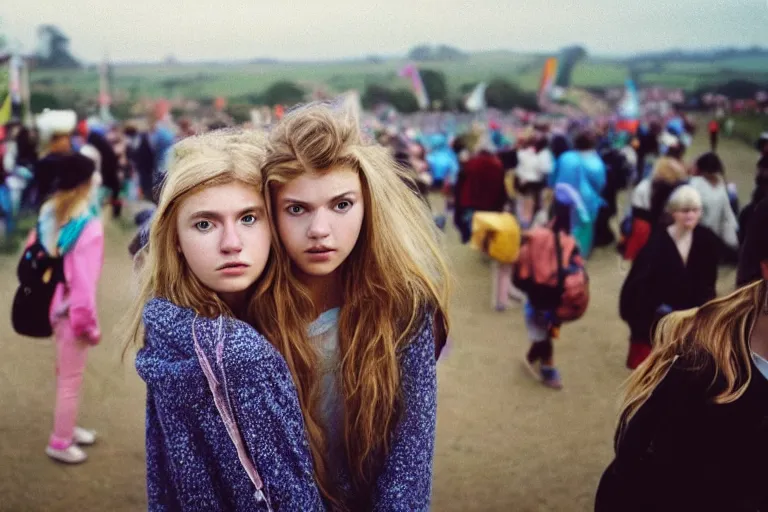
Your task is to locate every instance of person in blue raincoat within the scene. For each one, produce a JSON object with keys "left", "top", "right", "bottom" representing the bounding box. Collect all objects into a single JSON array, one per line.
[
  {"left": 551, "top": 130, "right": 606, "bottom": 257},
  {"left": 425, "top": 133, "right": 460, "bottom": 190}
]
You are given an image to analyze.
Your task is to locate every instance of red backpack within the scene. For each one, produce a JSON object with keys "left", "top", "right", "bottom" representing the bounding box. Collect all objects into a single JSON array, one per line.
[{"left": 513, "top": 227, "right": 590, "bottom": 322}]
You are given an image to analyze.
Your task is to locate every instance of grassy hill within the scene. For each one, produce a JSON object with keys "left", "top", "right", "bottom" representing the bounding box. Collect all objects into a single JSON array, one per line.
[{"left": 28, "top": 50, "right": 768, "bottom": 106}]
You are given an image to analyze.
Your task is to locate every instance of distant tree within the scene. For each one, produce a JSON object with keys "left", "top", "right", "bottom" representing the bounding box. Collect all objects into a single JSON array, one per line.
[
  {"left": 485, "top": 78, "right": 538, "bottom": 111},
  {"left": 30, "top": 91, "right": 62, "bottom": 111},
  {"left": 420, "top": 68, "right": 448, "bottom": 110},
  {"left": 408, "top": 44, "right": 433, "bottom": 61},
  {"left": 714, "top": 79, "right": 763, "bottom": 99},
  {"left": 361, "top": 84, "right": 393, "bottom": 109},
  {"left": 0, "top": 18, "right": 7, "bottom": 52},
  {"left": 35, "top": 25, "right": 80, "bottom": 69},
  {"left": 555, "top": 45, "right": 587, "bottom": 88},
  {"left": 226, "top": 103, "right": 252, "bottom": 124},
  {"left": 408, "top": 44, "right": 467, "bottom": 62},
  {"left": 434, "top": 45, "right": 468, "bottom": 61},
  {"left": 390, "top": 89, "right": 420, "bottom": 113},
  {"left": 260, "top": 80, "right": 305, "bottom": 106},
  {"left": 111, "top": 101, "right": 134, "bottom": 121}
]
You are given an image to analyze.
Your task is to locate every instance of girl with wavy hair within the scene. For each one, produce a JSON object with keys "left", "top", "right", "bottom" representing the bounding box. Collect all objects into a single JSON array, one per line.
[
  {"left": 597, "top": 214, "right": 768, "bottom": 510},
  {"left": 126, "top": 129, "right": 325, "bottom": 511},
  {"left": 254, "top": 103, "right": 451, "bottom": 510}
]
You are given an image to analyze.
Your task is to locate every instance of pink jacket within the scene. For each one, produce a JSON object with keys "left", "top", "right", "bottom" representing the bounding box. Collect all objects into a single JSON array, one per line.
[{"left": 48, "top": 219, "right": 105, "bottom": 343}]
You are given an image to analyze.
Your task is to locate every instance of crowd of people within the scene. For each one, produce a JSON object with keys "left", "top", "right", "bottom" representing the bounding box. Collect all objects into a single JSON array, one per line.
[{"left": 3, "top": 99, "right": 768, "bottom": 510}]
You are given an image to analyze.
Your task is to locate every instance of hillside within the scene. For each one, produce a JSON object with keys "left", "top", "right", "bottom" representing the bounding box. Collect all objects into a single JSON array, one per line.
[{"left": 27, "top": 47, "right": 768, "bottom": 107}]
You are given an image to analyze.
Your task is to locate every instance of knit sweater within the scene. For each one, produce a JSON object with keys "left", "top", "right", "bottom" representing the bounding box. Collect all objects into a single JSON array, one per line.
[{"left": 136, "top": 298, "right": 438, "bottom": 511}]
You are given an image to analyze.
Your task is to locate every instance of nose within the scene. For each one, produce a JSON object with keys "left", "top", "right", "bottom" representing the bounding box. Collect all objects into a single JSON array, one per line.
[
  {"left": 307, "top": 209, "right": 331, "bottom": 239},
  {"left": 220, "top": 221, "right": 243, "bottom": 253}
]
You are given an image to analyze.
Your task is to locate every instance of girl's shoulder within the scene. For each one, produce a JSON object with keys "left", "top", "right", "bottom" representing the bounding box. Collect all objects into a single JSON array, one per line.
[{"left": 142, "top": 298, "right": 277, "bottom": 361}]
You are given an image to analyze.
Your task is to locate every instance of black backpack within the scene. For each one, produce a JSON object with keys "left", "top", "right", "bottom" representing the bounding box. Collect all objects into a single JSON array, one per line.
[{"left": 11, "top": 236, "right": 66, "bottom": 338}]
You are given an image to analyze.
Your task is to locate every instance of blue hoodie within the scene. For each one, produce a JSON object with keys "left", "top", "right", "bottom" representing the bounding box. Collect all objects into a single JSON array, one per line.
[{"left": 135, "top": 298, "right": 438, "bottom": 511}]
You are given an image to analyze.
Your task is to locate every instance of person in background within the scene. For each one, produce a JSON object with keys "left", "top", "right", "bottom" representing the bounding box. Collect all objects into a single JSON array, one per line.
[
  {"left": 516, "top": 185, "right": 585, "bottom": 390},
  {"left": 595, "top": 135, "right": 633, "bottom": 248},
  {"left": 688, "top": 152, "right": 739, "bottom": 262},
  {"left": 738, "top": 156, "right": 768, "bottom": 248},
  {"left": 551, "top": 130, "right": 606, "bottom": 257},
  {"left": 37, "top": 141, "right": 104, "bottom": 464},
  {"left": 620, "top": 186, "right": 720, "bottom": 369},
  {"left": 737, "top": 194, "right": 768, "bottom": 288},
  {"left": 755, "top": 132, "right": 768, "bottom": 158},
  {"left": 597, "top": 237, "right": 768, "bottom": 511},
  {"left": 33, "top": 110, "right": 82, "bottom": 208},
  {"left": 707, "top": 118, "right": 720, "bottom": 152},
  {"left": 78, "top": 121, "right": 121, "bottom": 218},
  {"left": 454, "top": 135, "right": 507, "bottom": 244},
  {"left": 124, "top": 124, "right": 156, "bottom": 203}
]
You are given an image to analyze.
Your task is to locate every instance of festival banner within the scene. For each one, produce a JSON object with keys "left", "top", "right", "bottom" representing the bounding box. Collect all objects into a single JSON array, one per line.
[
  {"left": 538, "top": 57, "right": 559, "bottom": 103},
  {"left": 0, "top": 56, "right": 11, "bottom": 125},
  {"left": 398, "top": 64, "right": 430, "bottom": 110},
  {"left": 464, "top": 82, "right": 487, "bottom": 113}
]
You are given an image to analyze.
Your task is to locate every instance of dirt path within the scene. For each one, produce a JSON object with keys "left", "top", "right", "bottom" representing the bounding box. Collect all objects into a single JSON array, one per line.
[{"left": 0, "top": 134, "right": 757, "bottom": 511}]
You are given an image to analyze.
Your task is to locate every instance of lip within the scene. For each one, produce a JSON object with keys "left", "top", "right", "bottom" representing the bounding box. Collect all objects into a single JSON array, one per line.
[
  {"left": 305, "top": 246, "right": 336, "bottom": 262},
  {"left": 305, "top": 246, "right": 335, "bottom": 254},
  {"left": 216, "top": 262, "right": 250, "bottom": 276}
]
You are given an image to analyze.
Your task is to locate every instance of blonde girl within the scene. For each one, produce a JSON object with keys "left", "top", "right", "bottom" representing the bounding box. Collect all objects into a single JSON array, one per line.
[
  {"left": 37, "top": 123, "right": 105, "bottom": 464},
  {"left": 126, "top": 130, "right": 325, "bottom": 511},
  {"left": 254, "top": 103, "right": 451, "bottom": 510}
]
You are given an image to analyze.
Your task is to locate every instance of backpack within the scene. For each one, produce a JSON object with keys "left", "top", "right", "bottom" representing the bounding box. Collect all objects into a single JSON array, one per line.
[
  {"left": 11, "top": 236, "right": 66, "bottom": 338},
  {"left": 513, "top": 227, "right": 589, "bottom": 323}
]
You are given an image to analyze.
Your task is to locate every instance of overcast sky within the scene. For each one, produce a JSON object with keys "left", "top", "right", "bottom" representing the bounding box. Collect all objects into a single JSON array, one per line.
[{"left": 3, "top": 0, "right": 767, "bottom": 63}]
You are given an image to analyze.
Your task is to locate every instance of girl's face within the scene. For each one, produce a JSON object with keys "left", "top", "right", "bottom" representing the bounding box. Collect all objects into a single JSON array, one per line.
[
  {"left": 672, "top": 205, "right": 701, "bottom": 231},
  {"left": 176, "top": 181, "right": 271, "bottom": 305},
  {"left": 275, "top": 166, "right": 364, "bottom": 279}
]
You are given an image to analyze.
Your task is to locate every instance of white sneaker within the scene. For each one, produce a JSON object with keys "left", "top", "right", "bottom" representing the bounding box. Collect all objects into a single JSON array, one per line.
[
  {"left": 508, "top": 285, "right": 526, "bottom": 302},
  {"left": 74, "top": 427, "right": 97, "bottom": 446},
  {"left": 46, "top": 444, "right": 88, "bottom": 464}
]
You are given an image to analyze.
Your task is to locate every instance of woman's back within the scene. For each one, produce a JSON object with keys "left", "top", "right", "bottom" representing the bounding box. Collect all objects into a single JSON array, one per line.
[
  {"left": 689, "top": 175, "right": 738, "bottom": 248},
  {"left": 597, "top": 356, "right": 768, "bottom": 511}
]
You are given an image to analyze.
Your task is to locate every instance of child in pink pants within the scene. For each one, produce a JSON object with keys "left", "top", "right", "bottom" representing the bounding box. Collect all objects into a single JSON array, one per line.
[
  {"left": 32, "top": 140, "right": 105, "bottom": 464},
  {"left": 47, "top": 219, "right": 104, "bottom": 461}
]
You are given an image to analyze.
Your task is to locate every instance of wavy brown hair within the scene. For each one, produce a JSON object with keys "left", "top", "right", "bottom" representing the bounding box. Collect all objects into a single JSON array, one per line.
[
  {"left": 619, "top": 279, "right": 766, "bottom": 436},
  {"left": 251, "top": 103, "right": 451, "bottom": 507},
  {"left": 123, "top": 128, "right": 269, "bottom": 350}
]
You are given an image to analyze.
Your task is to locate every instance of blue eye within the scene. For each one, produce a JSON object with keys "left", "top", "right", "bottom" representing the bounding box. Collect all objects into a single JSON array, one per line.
[
  {"left": 195, "top": 220, "right": 213, "bottom": 232},
  {"left": 335, "top": 200, "right": 353, "bottom": 212},
  {"left": 287, "top": 205, "right": 305, "bottom": 215},
  {"left": 241, "top": 214, "right": 257, "bottom": 225}
]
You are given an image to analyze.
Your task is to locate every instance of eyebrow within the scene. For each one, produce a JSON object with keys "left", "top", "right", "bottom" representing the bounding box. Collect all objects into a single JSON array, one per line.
[
  {"left": 280, "top": 191, "right": 359, "bottom": 205},
  {"left": 188, "top": 205, "right": 265, "bottom": 221}
]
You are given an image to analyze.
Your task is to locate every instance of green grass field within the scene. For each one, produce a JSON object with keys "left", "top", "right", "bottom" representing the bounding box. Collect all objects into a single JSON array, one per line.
[{"left": 28, "top": 52, "right": 768, "bottom": 106}]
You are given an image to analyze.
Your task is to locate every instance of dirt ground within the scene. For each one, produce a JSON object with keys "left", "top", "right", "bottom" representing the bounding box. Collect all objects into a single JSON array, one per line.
[{"left": 0, "top": 134, "right": 758, "bottom": 511}]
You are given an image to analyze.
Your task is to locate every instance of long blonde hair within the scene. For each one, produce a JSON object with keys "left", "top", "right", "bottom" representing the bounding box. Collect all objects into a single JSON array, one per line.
[
  {"left": 124, "top": 129, "right": 269, "bottom": 350},
  {"left": 252, "top": 103, "right": 451, "bottom": 507},
  {"left": 619, "top": 279, "right": 766, "bottom": 436}
]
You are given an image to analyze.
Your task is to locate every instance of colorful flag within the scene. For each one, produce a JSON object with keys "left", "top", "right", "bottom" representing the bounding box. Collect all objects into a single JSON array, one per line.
[
  {"left": 538, "top": 57, "right": 559, "bottom": 105},
  {"left": 464, "top": 82, "right": 487, "bottom": 112},
  {"left": 399, "top": 64, "right": 430, "bottom": 110},
  {"left": 0, "top": 57, "right": 10, "bottom": 125}
]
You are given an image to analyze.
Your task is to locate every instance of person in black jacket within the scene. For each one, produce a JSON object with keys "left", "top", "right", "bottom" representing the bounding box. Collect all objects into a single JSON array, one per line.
[
  {"left": 620, "top": 185, "right": 720, "bottom": 369},
  {"left": 80, "top": 125, "right": 121, "bottom": 217},
  {"left": 597, "top": 241, "right": 768, "bottom": 511}
]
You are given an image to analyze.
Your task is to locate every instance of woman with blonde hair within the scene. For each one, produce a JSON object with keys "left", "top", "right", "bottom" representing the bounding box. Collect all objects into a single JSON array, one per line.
[
  {"left": 597, "top": 237, "right": 768, "bottom": 510},
  {"left": 127, "top": 129, "right": 325, "bottom": 510},
  {"left": 254, "top": 102, "right": 451, "bottom": 510},
  {"left": 621, "top": 156, "right": 688, "bottom": 260},
  {"left": 23, "top": 110, "right": 105, "bottom": 464},
  {"left": 620, "top": 185, "right": 722, "bottom": 368}
]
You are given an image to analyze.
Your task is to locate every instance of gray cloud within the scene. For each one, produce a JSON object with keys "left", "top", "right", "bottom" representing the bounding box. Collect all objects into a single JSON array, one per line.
[{"left": 2, "top": 0, "right": 767, "bottom": 63}]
